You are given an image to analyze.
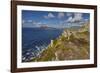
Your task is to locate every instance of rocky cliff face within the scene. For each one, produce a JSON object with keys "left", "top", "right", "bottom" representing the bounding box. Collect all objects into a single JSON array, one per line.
[{"left": 32, "top": 23, "right": 90, "bottom": 61}]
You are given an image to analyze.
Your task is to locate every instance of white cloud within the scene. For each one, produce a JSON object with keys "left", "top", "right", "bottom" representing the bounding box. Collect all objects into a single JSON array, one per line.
[
  {"left": 27, "top": 20, "right": 33, "bottom": 23},
  {"left": 66, "top": 13, "right": 83, "bottom": 23},
  {"left": 32, "top": 21, "right": 43, "bottom": 27},
  {"left": 84, "top": 19, "right": 89, "bottom": 22},
  {"left": 48, "top": 13, "right": 55, "bottom": 18},
  {"left": 58, "top": 12, "right": 64, "bottom": 18},
  {"left": 73, "top": 13, "right": 83, "bottom": 22},
  {"left": 22, "top": 20, "right": 43, "bottom": 27},
  {"left": 37, "top": 22, "right": 42, "bottom": 25},
  {"left": 44, "top": 13, "right": 55, "bottom": 19},
  {"left": 66, "top": 17, "right": 73, "bottom": 22},
  {"left": 66, "top": 13, "right": 73, "bottom": 17}
]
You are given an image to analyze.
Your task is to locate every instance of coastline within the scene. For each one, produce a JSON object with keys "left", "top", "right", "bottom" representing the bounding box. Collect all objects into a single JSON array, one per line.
[{"left": 31, "top": 22, "right": 90, "bottom": 62}]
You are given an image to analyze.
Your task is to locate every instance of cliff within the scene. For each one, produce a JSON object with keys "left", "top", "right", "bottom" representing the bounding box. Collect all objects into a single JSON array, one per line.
[{"left": 32, "top": 22, "right": 90, "bottom": 61}]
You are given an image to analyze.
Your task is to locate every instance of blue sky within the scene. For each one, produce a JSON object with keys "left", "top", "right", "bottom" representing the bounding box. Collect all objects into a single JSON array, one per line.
[{"left": 22, "top": 10, "right": 90, "bottom": 28}]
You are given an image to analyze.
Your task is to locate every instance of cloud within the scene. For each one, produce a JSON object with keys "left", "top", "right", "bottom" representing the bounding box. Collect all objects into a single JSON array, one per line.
[
  {"left": 58, "top": 12, "right": 64, "bottom": 18},
  {"left": 22, "top": 20, "right": 43, "bottom": 27},
  {"left": 73, "top": 13, "right": 83, "bottom": 22},
  {"left": 32, "top": 21, "right": 44, "bottom": 27},
  {"left": 66, "top": 13, "right": 73, "bottom": 17},
  {"left": 44, "top": 13, "right": 55, "bottom": 19},
  {"left": 66, "top": 13, "right": 83, "bottom": 23},
  {"left": 48, "top": 13, "right": 55, "bottom": 18},
  {"left": 84, "top": 19, "right": 89, "bottom": 22},
  {"left": 27, "top": 20, "right": 33, "bottom": 23},
  {"left": 66, "top": 17, "right": 73, "bottom": 22}
]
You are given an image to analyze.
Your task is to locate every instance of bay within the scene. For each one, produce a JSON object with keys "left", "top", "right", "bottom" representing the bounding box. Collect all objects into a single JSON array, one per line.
[{"left": 22, "top": 27, "right": 63, "bottom": 62}]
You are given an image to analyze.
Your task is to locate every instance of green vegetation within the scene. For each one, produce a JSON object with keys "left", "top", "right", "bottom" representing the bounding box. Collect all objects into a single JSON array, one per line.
[{"left": 32, "top": 23, "right": 90, "bottom": 62}]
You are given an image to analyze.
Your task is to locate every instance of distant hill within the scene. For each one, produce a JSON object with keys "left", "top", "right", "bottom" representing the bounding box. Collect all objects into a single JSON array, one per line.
[
  {"left": 39, "top": 25, "right": 58, "bottom": 29},
  {"left": 40, "top": 25, "right": 49, "bottom": 28}
]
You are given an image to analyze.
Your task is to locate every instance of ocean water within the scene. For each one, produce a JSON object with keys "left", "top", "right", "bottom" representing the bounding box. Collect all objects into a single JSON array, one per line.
[{"left": 22, "top": 27, "right": 63, "bottom": 62}]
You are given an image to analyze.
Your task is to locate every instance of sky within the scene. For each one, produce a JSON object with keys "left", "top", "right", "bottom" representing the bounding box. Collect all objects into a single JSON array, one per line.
[{"left": 22, "top": 10, "right": 90, "bottom": 28}]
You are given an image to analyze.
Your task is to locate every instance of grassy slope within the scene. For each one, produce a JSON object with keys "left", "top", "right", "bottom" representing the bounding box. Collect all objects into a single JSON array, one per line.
[{"left": 32, "top": 23, "right": 90, "bottom": 62}]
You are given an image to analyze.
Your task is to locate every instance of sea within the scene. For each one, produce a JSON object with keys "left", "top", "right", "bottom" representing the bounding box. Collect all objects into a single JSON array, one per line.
[{"left": 22, "top": 27, "right": 63, "bottom": 62}]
